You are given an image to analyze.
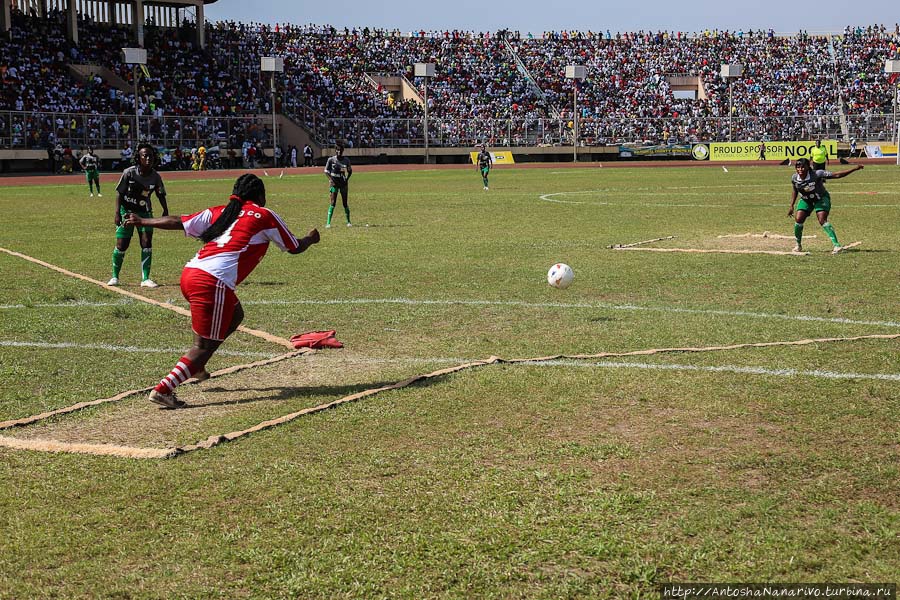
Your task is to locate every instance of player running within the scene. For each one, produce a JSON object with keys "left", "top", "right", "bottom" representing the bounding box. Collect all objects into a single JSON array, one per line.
[
  {"left": 109, "top": 143, "right": 168, "bottom": 287},
  {"left": 476, "top": 144, "right": 493, "bottom": 190},
  {"left": 324, "top": 142, "right": 352, "bottom": 228},
  {"left": 79, "top": 147, "right": 102, "bottom": 197},
  {"left": 787, "top": 157, "right": 863, "bottom": 254},
  {"left": 123, "top": 173, "right": 320, "bottom": 409}
]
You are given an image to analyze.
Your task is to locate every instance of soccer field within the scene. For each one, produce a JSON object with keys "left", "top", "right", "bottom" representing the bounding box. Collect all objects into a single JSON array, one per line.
[{"left": 1, "top": 164, "right": 898, "bottom": 597}]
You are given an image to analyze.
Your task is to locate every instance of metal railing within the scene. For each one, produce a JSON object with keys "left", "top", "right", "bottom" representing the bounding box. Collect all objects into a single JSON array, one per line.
[
  {"left": 1, "top": 110, "right": 896, "bottom": 151},
  {"left": 315, "top": 114, "right": 898, "bottom": 148},
  {"left": 0, "top": 112, "right": 276, "bottom": 151}
]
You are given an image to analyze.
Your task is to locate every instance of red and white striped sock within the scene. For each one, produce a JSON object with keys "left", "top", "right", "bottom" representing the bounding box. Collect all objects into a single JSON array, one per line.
[{"left": 154, "top": 356, "right": 196, "bottom": 395}]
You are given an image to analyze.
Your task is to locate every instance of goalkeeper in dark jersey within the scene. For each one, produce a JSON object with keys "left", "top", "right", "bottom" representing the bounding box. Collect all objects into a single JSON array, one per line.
[
  {"left": 109, "top": 143, "right": 169, "bottom": 287},
  {"left": 79, "top": 147, "right": 101, "bottom": 197},
  {"left": 476, "top": 144, "right": 493, "bottom": 190},
  {"left": 788, "top": 158, "right": 863, "bottom": 254},
  {"left": 324, "top": 142, "right": 352, "bottom": 228}
]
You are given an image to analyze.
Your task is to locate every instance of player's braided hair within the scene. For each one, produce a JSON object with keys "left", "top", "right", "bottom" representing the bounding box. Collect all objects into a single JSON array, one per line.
[{"left": 200, "top": 174, "right": 265, "bottom": 243}]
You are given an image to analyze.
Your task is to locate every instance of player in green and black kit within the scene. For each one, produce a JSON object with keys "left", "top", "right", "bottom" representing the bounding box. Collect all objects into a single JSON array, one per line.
[
  {"left": 324, "top": 142, "right": 352, "bottom": 228},
  {"left": 79, "top": 147, "right": 101, "bottom": 197},
  {"left": 476, "top": 144, "right": 493, "bottom": 190},
  {"left": 788, "top": 158, "right": 863, "bottom": 254},
  {"left": 109, "top": 143, "right": 168, "bottom": 287}
]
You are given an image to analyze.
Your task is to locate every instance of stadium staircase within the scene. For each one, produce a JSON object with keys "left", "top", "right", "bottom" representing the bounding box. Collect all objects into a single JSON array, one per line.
[
  {"left": 268, "top": 113, "right": 320, "bottom": 155},
  {"left": 67, "top": 64, "right": 130, "bottom": 92},
  {"left": 365, "top": 73, "right": 424, "bottom": 107},
  {"left": 501, "top": 36, "right": 561, "bottom": 119}
]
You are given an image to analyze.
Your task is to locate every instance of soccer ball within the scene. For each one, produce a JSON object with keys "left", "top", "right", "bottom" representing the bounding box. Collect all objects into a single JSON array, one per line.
[{"left": 547, "top": 263, "right": 574, "bottom": 289}]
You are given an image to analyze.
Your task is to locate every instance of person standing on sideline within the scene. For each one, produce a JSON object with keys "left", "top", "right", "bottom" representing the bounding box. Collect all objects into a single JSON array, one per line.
[
  {"left": 757, "top": 140, "right": 766, "bottom": 160},
  {"left": 476, "top": 144, "right": 493, "bottom": 190},
  {"left": 108, "top": 143, "right": 169, "bottom": 287},
  {"left": 290, "top": 145, "right": 298, "bottom": 168},
  {"left": 123, "top": 174, "right": 320, "bottom": 408},
  {"left": 79, "top": 147, "right": 102, "bottom": 197},
  {"left": 810, "top": 139, "right": 828, "bottom": 171},
  {"left": 788, "top": 158, "right": 863, "bottom": 254},
  {"left": 324, "top": 142, "right": 352, "bottom": 228},
  {"left": 303, "top": 143, "right": 314, "bottom": 167}
]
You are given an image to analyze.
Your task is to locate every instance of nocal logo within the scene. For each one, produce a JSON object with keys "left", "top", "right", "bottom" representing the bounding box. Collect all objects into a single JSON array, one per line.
[{"left": 692, "top": 144, "right": 709, "bottom": 160}]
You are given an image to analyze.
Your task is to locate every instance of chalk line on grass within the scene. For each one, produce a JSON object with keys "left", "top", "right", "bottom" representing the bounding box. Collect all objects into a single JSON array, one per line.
[
  {"left": 1, "top": 333, "right": 896, "bottom": 459},
  {"left": 0, "top": 349, "right": 311, "bottom": 431},
  {"left": 0, "top": 246, "right": 293, "bottom": 348},
  {"left": 614, "top": 246, "right": 811, "bottom": 256},
  {"left": 0, "top": 340, "right": 276, "bottom": 358},
  {"left": 6, "top": 295, "right": 898, "bottom": 329}
]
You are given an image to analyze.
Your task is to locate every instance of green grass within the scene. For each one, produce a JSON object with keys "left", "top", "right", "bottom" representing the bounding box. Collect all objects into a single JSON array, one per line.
[{"left": 0, "top": 164, "right": 898, "bottom": 598}]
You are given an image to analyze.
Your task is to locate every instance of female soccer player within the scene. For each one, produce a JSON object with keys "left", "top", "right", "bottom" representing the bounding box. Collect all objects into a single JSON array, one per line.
[
  {"left": 476, "top": 144, "right": 493, "bottom": 190},
  {"left": 109, "top": 143, "right": 168, "bottom": 287},
  {"left": 324, "top": 142, "right": 352, "bottom": 228},
  {"left": 79, "top": 147, "right": 102, "bottom": 197},
  {"left": 124, "top": 174, "right": 320, "bottom": 408},
  {"left": 788, "top": 158, "right": 863, "bottom": 254}
]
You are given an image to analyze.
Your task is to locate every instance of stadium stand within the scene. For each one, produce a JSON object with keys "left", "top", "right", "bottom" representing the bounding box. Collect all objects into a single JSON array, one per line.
[{"left": 1, "top": 9, "right": 898, "bottom": 164}]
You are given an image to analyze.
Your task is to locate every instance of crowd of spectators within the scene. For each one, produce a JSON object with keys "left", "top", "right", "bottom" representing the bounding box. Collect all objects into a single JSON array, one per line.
[{"left": 2, "top": 11, "right": 899, "bottom": 151}]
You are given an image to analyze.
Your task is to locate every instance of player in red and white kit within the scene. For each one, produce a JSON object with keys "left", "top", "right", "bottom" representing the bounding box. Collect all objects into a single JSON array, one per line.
[{"left": 124, "top": 174, "right": 320, "bottom": 408}]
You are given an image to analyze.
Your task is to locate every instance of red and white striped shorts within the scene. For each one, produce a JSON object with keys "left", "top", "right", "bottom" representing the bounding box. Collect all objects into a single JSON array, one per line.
[{"left": 180, "top": 267, "right": 238, "bottom": 341}]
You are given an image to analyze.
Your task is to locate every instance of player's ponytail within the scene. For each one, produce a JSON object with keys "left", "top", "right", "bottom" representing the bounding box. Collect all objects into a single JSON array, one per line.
[{"left": 200, "top": 174, "right": 266, "bottom": 243}]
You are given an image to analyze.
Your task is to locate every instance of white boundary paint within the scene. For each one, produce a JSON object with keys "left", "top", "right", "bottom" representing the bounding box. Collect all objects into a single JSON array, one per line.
[
  {"left": 527, "top": 359, "right": 900, "bottom": 382},
  {"left": 538, "top": 190, "right": 898, "bottom": 207},
  {"left": 296, "top": 356, "right": 900, "bottom": 382},
  {"left": 0, "top": 340, "right": 276, "bottom": 358},
  {"left": 238, "top": 298, "right": 900, "bottom": 329},
  {"left": 3, "top": 297, "right": 898, "bottom": 328}
]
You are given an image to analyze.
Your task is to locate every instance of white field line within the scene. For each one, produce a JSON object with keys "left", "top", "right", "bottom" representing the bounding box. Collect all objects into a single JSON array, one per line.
[
  {"left": 538, "top": 189, "right": 899, "bottom": 207},
  {"left": 3, "top": 296, "right": 898, "bottom": 329},
  {"left": 543, "top": 182, "right": 896, "bottom": 192},
  {"left": 238, "top": 298, "right": 900, "bottom": 329},
  {"left": 0, "top": 246, "right": 293, "bottom": 349},
  {"left": 0, "top": 300, "right": 134, "bottom": 309},
  {"left": 0, "top": 340, "right": 276, "bottom": 358},
  {"left": 527, "top": 359, "right": 900, "bottom": 382},
  {"left": 294, "top": 356, "right": 900, "bottom": 382}
]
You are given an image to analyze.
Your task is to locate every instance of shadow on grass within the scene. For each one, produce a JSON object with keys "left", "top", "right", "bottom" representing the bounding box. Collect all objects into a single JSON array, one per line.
[{"left": 184, "top": 375, "right": 446, "bottom": 410}]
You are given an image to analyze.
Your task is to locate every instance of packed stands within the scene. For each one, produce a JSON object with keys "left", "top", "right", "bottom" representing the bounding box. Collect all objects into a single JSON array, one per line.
[{"left": 1, "top": 10, "right": 898, "bottom": 153}]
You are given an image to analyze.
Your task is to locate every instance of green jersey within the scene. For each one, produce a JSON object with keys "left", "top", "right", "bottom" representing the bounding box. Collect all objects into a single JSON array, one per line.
[
  {"left": 115, "top": 166, "right": 165, "bottom": 213},
  {"left": 80, "top": 153, "right": 99, "bottom": 172},
  {"left": 324, "top": 154, "right": 352, "bottom": 186},
  {"left": 792, "top": 169, "right": 832, "bottom": 201}
]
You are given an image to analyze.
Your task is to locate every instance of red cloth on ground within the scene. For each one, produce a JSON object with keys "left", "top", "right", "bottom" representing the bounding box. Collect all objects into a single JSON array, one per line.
[{"left": 290, "top": 330, "right": 344, "bottom": 349}]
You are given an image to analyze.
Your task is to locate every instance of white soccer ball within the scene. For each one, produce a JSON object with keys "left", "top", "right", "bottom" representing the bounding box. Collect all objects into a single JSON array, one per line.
[{"left": 547, "top": 263, "right": 574, "bottom": 289}]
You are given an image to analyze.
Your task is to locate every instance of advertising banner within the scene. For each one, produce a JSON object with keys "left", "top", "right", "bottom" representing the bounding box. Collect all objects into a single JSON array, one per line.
[
  {"left": 618, "top": 144, "right": 693, "bottom": 158},
  {"left": 864, "top": 144, "right": 898, "bottom": 158},
  {"left": 469, "top": 151, "right": 515, "bottom": 165},
  {"left": 698, "top": 141, "right": 838, "bottom": 162}
]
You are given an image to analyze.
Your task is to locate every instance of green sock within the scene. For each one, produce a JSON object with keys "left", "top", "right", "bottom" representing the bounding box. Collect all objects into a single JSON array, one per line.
[
  {"left": 141, "top": 248, "right": 152, "bottom": 280},
  {"left": 327, "top": 205, "right": 334, "bottom": 225},
  {"left": 112, "top": 248, "right": 125, "bottom": 278},
  {"left": 822, "top": 222, "right": 839, "bottom": 246},
  {"left": 793, "top": 223, "right": 804, "bottom": 245},
  {"left": 344, "top": 206, "right": 351, "bottom": 224}
]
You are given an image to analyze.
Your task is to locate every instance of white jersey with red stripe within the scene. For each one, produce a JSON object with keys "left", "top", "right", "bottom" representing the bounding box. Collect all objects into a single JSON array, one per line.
[{"left": 181, "top": 202, "right": 299, "bottom": 289}]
